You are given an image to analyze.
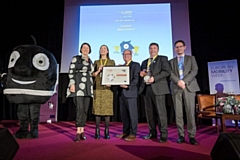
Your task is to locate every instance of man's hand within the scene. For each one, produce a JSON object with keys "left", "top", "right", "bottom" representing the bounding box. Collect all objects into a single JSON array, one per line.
[
  {"left": 140, "top": 70, "right": 147, "bottom": 77},
  {"left": 177, "top": 80, "right": 186, "bottom": 89},
  {"left": 147, "top": 76, "right": 154, "bottom": 83},
  {"left": 120, "top": 84, "right": 128, "bottom": 88}
]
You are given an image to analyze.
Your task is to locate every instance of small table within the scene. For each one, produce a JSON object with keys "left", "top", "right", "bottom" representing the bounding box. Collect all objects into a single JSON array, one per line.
[{"left": 216, "top": 112, "right": 240, "bottom": 132}]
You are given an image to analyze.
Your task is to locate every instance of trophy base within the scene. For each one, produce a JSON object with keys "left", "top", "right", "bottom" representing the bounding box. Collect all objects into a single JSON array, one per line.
[{"left": 144, "top": 75, "right": 150, "bottom": 81}]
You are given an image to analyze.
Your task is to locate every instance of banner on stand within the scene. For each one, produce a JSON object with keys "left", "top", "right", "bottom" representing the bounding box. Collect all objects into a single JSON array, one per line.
[{"left": 208, "top": 59, "right": 240, "bottom": 126}]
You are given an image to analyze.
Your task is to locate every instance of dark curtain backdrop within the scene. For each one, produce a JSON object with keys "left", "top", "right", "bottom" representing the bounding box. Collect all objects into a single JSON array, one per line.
[
  {"left": 188, "top": 1, "right": 240, "bottom": 93},
  {"left": 1, "top": 0, "right": 239, "bottom": 122}
]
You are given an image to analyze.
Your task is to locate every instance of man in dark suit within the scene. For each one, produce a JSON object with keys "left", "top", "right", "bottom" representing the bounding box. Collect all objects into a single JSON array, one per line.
[
  {"left": 138, "top": 43, "right": 171, "bottom": 143},
  {"left": 116, "top": 49, "right": 140, "bottom": 141},
  {"left": 169, "top": 40, "right": 200, "bottom": 145}
]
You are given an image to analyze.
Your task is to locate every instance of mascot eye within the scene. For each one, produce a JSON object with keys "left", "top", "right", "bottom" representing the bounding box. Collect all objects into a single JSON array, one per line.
[
  {"left": 124, "top": 44, "right": 129, "bottom": 49},
  {"left": 33, "top": 53, "right": 50, "bottom": 71},
  {"left": 8, "top": 51, "right": 20, "bottom": 68}
]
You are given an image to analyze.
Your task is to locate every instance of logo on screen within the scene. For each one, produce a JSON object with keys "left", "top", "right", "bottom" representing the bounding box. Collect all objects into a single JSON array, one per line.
[{"left": 114, "top": 40, "right": 139, "bottom": 55}]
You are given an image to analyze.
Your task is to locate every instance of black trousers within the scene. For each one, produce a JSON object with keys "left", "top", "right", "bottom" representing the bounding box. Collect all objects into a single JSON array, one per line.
[
  {"left": 74, "top": 96, "right": 90, "bottom": 127},
  {"left": 17, "top": 104, "right": 41, "bottom": 131},
  {"left": 144, "top": 85, "right": 168, "bottom": 138},
  {"left": 119, "top": 94, "right": 138, "bottom": 136}
]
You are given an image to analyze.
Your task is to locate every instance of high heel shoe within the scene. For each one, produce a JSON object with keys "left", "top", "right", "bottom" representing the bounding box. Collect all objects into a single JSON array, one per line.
[
  {"left": 80, "top": 132, "right": 86, "bottom": 140},
  {"left": 95, "top": 128, "right": 100, "bottom": 139},
  {"left": 104, "top": 128, "right": 110, "bottom": 139},
  {"left": 75, "top": 133, "right": 80, "bottom": 142}
]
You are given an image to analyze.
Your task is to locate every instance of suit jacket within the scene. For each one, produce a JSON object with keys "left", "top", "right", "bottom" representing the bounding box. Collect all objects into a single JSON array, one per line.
[
  {"left": 138, "top": 55, "right": 171, "bottom": 96},
  {"left": 169, "top": 55, "right": 200, "bottom": 94},
  {"left": 119, "top": 61, "right": 141, "bottom": 98}
]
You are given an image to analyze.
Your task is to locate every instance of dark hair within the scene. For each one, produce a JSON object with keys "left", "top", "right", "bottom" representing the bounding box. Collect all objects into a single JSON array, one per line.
[
  {"left": 99, "top": 45, "right": 110, "bottom": 59},
  {"left": 80, "top": 42, "right": 91, "bottom": 54},
  {"left": 149, "top": 42, "right": 159, "bottom": 50},
  {"left": 174, "top": 40, "right": 186, "bottom": 46}
]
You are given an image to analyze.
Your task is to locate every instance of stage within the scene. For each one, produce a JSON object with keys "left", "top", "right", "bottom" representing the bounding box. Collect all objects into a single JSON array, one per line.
[{"left": 2, "top": 121, "right": 239, "bottom": 160}]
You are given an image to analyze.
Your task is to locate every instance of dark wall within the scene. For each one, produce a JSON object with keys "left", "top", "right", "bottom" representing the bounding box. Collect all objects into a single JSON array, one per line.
[
  {"left": 188, "top": 1, "right": 240, "bottom": 93},
  {"left": 1, "top": 0, "right": 64, "bottom": 68},
  {"left": 1, "top": 0, "right": 240, "bottom": 121}
]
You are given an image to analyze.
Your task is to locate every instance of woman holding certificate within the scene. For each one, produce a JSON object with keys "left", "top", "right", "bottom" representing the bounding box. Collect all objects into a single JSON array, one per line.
[
  {"left": 92, "top": 45, "right": 115, "bottom": 139},
  {"left": 66, "top": 43, "right": 94, "bottom": 142}
]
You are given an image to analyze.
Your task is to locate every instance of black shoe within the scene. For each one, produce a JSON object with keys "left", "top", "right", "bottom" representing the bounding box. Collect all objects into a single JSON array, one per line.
[
  {"left": 159, "top": 137, "right": 167, "bottom": 143},
  {"left": 75, "top": 133, "right": 80, "bottom": 142},
  {"left": 104, "top": 129, "right": 110, "bottom": 139},
  {"left": 26, "top": 129, "right": 38, "bottom": 138},
  {"left": 80, "top": 132, "right": 86, "bottom": 140},
  {"left": 143, "top": 133, "right": 157, "bottom": 139},
  {"left": 95, "top": 128, "right": 100, "bottom": 139},
  {"left": 189, "top": 138, "right": 198, "bottom": 145},
  {"left": 14, "top": 129, "right": 29, "bottom": 139},
  {"left": 177, "top": 136, "right": 185, "bottom": 144}
]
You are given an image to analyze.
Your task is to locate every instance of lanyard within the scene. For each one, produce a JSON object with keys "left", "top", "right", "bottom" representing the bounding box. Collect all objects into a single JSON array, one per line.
[
  {"left": 147, "top": 55, "right": 158, "bottom": 67},
  {"left": 126, "top": 60, "right": 132, "bottom": 66},
  {"left": 100, "top": 59, "right": 108, "bottom": 66}
]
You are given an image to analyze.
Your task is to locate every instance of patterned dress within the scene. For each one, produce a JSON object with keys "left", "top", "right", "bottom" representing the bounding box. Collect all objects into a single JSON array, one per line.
[
  {"left": 92, "top": 59, "right": 115, "bottom": 116},
  {"left": 66, "top": 55, "right": 94, "bottom": 97}
]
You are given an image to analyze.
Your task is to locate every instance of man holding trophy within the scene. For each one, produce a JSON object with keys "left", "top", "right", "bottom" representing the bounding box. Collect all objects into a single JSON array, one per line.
[{"left": 138, "top": 43, "right": 171, "bottom": 143}]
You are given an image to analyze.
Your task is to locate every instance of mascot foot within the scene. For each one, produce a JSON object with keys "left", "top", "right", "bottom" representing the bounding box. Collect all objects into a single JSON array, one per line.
[
  {"left": 26, "top": 129, "right": 38, "bottom": 138},
  {"left": 15, "top": 129, "right": 29, "bottom": 139}
]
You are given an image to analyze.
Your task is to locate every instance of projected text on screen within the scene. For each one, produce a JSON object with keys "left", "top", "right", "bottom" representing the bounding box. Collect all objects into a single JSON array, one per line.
[{"left": 79, "top": 3, "right": 173, "bottom": 65}]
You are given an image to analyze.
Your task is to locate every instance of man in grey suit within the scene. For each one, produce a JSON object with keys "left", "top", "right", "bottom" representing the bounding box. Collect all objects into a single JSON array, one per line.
[
  {"left": 138, "top": 43, "right": 171, "bottom": 143},
  {"left": 169, "top": 40, "right": 200, "bottom": 145}
]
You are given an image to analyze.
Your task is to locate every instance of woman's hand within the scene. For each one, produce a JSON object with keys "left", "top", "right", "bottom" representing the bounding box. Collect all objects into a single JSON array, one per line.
[
  {"left": 98, "top": 65, "right": 103, "bottom": 72},
  {"left": 70, "top": 84, "right": 75, "bottom": 92},
  {"left": 94, "top": 65, "right": 104, "bottom": 77}
]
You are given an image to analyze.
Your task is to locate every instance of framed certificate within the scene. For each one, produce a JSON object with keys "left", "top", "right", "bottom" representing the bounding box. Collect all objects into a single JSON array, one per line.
[{"left": 101, "top": 66, "right": 130, "bottom": 85}]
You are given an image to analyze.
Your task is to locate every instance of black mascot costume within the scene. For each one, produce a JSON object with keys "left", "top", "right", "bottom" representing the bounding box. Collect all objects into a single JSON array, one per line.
[{"left": 4, "top": 44, "right": 57, "bottom": 138}]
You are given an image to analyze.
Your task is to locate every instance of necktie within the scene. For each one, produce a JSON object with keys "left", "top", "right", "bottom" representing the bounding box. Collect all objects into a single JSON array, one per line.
[
  {"left": 147, "top": 58, "right": 153, "bottom": 70},
  {"left": 178, "top": 56, "right": 184, "bottom": 79}
]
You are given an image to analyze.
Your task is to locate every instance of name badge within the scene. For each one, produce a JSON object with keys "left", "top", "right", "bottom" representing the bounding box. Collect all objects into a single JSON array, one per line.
[{"left": 179, "top": 70, "right": 183, "bottom": 75}]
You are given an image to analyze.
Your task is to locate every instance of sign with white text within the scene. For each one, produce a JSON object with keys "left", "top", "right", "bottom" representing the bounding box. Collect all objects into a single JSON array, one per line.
[
  {"left": 208, "top": 59, "right": 240, "bottom": 95},
  {"left": 208, "top": 60, "right": 240, "bottom": 127}
]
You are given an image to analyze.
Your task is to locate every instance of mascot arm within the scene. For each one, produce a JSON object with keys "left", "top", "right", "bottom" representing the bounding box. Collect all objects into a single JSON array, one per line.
[
  {"left": 0, "top": 73, "right": 7, "bottom": 87},
  {"left": 0, "top": 73, "right": 7, "bottom": 94}
]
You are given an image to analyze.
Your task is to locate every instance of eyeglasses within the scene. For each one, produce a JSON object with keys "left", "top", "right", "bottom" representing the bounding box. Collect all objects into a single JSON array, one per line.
[
  {"left": 122, "top": 54, "right": 132, "bottom": 56},
  {"left": 175, "top": 46, "right": 184, "bottom": 49}
]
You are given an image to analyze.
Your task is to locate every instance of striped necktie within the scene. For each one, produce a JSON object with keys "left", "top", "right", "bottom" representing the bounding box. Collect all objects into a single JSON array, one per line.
[{"left": 178, "top": 56, "right": 184, "bottom": 79}]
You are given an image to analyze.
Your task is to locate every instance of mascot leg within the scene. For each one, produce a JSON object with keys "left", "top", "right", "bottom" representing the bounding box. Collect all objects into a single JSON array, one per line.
[
  {"left": 15, "top": 104, "right": 29, "bottom": 138},
  {"left": 26, "top": 104, "right": 40, "bottom": 138}
]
